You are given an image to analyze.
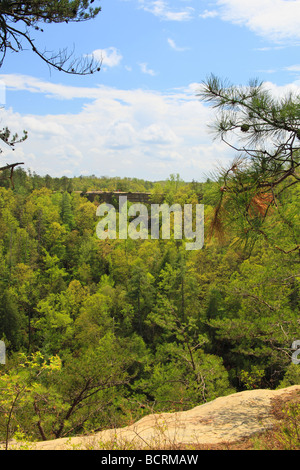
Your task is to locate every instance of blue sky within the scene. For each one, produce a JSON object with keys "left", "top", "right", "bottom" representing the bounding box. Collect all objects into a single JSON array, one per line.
[{"left": 1, "top": 0, "right": 300, "bottom": 181}]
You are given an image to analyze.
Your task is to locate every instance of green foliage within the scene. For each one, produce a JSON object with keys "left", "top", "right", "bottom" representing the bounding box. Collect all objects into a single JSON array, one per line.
[
  {"left": 278, "top": 364, "right": 300, "bottom": 389},
  {"left": 0, "top": 170, "right": 299, "bottom": 444},
  {"left": 136, "top": 342, "right": 234, "bottom": 411},
  {"left": 0, "top": 352, "right": 61, "bottom": 448},
  {"left": 272, "top": 401, "right": 300, "bottom": 450},
  {"left": 239, "top": 366, "right": 265, "bottom": 390}
]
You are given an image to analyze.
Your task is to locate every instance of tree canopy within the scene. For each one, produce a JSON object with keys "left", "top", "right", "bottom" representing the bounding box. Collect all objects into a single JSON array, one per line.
[{"left": 0, "top": 173, "right": 299, "bottom": 445}]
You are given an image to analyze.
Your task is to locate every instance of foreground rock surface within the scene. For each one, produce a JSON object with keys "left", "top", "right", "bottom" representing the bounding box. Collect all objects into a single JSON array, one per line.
[{"left": 7, "top": 385, "right": 300, "bottom": 450}]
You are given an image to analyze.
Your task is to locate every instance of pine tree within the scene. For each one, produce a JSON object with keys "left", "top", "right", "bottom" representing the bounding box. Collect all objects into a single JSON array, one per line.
[
  {"left": 60, "top": 192, "right": 74, "bottom": 230},
  {"left": 198, "top": 75, "right": 300, "bottom": 253}
]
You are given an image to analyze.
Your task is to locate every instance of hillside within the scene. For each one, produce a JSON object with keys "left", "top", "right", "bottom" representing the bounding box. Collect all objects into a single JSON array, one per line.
[
  {"left": 0, "top": 176, "right": 299, "bottom": 447},
  {"left": 6, "top": 385, "right": 300, "bottom": 450}
]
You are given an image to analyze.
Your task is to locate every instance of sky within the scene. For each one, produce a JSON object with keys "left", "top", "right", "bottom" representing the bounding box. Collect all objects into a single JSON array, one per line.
[{"left": 1, "top": 0, "right": 300, "bottom": 182}]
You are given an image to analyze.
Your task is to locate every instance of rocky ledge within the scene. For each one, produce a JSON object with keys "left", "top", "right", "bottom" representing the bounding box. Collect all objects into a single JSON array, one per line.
[{"left": 5, "top": 385, "right": 300, "bottom": 450}]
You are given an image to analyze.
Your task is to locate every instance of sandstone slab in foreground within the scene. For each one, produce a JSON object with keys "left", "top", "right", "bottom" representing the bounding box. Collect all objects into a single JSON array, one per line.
[{"left": 6, "top": 385, "right": 300, "bottom": 450}]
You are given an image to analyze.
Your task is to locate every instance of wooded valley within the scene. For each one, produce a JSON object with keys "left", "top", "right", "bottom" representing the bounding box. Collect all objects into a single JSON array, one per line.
[{"left": 0, "top": 169, "right": 299, "bottom": 443}]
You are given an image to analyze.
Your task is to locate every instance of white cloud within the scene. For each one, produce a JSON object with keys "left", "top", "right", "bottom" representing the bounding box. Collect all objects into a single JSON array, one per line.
[
  {"left": 105, "top": 121, "right": 137, "bottom": 149},
  {"left": 140, "top": 123, "right": 180, "bottom": 145},
  {"left": 261, "top": 80, "right": 300, "bottom": 99},
  {"left": 0, "top": 74, "right": 229, "bottom": 181},
  {"left": 0, "top": 80, "right": 5, "bottom": 106},
  {"left": 91, "top": 47, "right": 123, "bottom": 68},
  {"left": 3, "top": 75, "right": 300, "bottom": 181},
  {"left": 199, "top": 10, "right": 218, "bottom": 19},
  {"left": 139, "top": 63, "right": 157, "bottom": 76},
  {"left": 167, "top": 38, "right": 188, "bottom": 52},
  {"left": 21, "top": 116, "right": 68, "bottom": 138},
  {"left": 214, "top": 0, "right": 300, "bottom": 43},
  {"left": 285, "top": 64, "right": 300, "bottom": 73},
  {"left": 0, "top": 74, "right": 101, "bottom": 100},
  {"left": 257, "top": 69, "right": 277, "bottom": 74},
  {"left": 138, "top": 0, "right": 194, "bottom": 21}
]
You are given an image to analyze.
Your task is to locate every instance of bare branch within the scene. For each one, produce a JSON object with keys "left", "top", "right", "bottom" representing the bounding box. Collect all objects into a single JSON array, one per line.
[
  {"left": 0, "top": 1, "right": 102, "bottom": 75},
  {"left": 0, "top": 162, "right": 24, "bottom": 188}
]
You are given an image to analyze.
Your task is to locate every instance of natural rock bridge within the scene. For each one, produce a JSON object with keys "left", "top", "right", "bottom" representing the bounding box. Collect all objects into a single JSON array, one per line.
[{"left": 77, "top": 191, "right": 155, "bottom": 204}]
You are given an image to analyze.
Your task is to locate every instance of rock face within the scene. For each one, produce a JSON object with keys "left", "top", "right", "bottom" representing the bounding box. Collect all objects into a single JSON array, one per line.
[{"left": 7, "top": 385, "right": 300, "bottom": 450}]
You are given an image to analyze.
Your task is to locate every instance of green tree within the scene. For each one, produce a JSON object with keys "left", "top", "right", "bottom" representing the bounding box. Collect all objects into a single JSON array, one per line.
[
  {"left": 31, "top": 333, "right": 136, "bottom": 440},
  {"left": 136, "top": 341, "right": 234, "bottom": 412},
  {"left": 207, "top": 246, "right": 300, "bottom": 389},
  {"left": 60, "top": 192, "right": 75, "bottom": 229},
  {"left": 0, "top": 352, "right": 61, "bottom": 448},
  {"left": 0, "top": 289, "right": 23, "bottom": 350},
  {"left": 127, "top": 258, "right": 155, "bottom": 337}
]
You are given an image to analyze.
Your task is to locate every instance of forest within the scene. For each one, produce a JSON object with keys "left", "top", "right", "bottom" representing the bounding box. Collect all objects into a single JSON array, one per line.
[
  {"left": 0, "top": 0, "right": 299, "bottom": 448},
  {"left": 0, "top": 166, "right": 299, "bottom": 443}
]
